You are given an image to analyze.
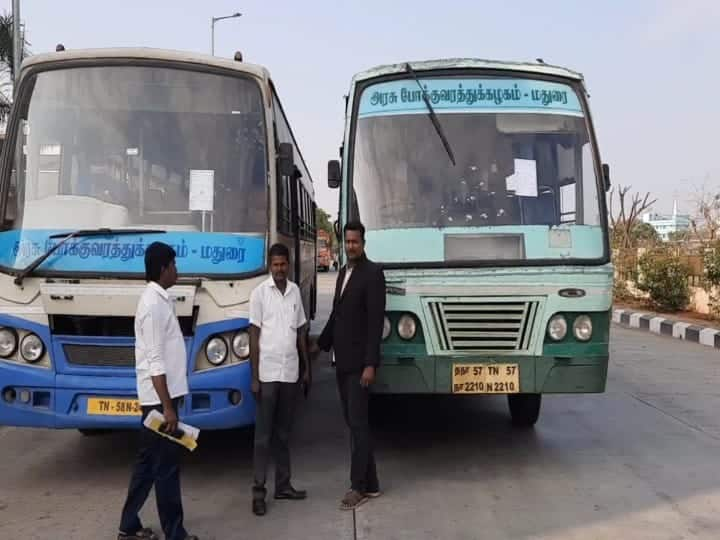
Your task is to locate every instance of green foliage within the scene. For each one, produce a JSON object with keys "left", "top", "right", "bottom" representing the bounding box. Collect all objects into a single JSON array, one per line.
[
  {"left": 703, "top": 245, "right": 720, "bottom": 319},
  {"left": 612, "top": 278, "right": 632, "bottom": 303},
  {"left": 637, "top": 250, "right": 690, "bottom": 312},
  {"left": 0, "top": 12, "right": 31, "bottom": 120},
  {"left": 315, "top": 207, "right": 332, "bottom": 233},
  {"left": 315, "top": 207, "right": 336, "bottom": 251},
  {"left": 632, "top": 222, "right": 660, "bottom": 245}
]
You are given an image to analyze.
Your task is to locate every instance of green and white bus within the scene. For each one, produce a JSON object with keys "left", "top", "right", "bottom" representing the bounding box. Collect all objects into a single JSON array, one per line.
[{"left": 328, "top": 59, "right": 612, "bottom": 426}]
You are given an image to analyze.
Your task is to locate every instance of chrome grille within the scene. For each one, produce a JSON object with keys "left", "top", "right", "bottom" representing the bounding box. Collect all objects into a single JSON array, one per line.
[
  {"left": 428, "top": 300, "right": 539, "bottom": 352},
  {"left": 64, "top": 344, "right": 135, "bottom": 367}
]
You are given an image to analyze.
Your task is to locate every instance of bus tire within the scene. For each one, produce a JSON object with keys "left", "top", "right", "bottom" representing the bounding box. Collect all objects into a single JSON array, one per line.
[
  {"left": 78, "top": 429, "right": 110, "bottom": 436},
  {"left": 508, "top": 393, "right": 541, "bottom": 427}
]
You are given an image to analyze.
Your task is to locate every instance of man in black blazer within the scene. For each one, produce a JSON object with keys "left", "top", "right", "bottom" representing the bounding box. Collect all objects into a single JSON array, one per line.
[{"left": 315, "top": 220, "right": 386, "bottom": 510}]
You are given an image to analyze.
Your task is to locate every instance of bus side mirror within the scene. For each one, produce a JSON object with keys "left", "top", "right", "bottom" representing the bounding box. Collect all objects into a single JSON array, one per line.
[
  {"left": 328, "top": 160, "right": 341, "bottom": 189},
  {"left": 602, "top": 163, "right": 610, "bottom": 192},
  {"left": 278, "top": 143, "right": 294, "bottom": 177}
]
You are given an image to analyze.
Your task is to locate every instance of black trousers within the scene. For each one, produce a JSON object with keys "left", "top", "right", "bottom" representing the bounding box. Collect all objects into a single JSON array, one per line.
[
  {"left": 253, "top": 381, "right": 299, "bottom": 497},
  {"left": 119, "top": 399, "right": 187, "bottom": 540},
  {"left": 336, "top": 371, "right": 379, "bottom": 493}
]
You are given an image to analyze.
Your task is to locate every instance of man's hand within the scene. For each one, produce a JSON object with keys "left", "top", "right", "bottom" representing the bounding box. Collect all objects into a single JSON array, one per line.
[
  {"left": 162, "top": 405, "right": 178, "bottom": 434},
  {"left": 360, "top": 366, "right": 376, "bottom": 388},
  {"left": 251, "top": 378, "right": 261, "bottom": 400}
]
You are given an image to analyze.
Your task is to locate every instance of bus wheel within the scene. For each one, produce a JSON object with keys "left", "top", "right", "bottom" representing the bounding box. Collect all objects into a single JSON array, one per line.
[
  {"left": 508, "top": 394, "right": 541, "bottom": 427},
  {"left": 78, "top": 429, "right": 110, "bottom": 436}
]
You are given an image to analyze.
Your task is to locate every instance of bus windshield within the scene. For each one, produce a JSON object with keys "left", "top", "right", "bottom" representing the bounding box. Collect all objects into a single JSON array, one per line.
[
  {"left": 350, "top": 76, "right": 605, "bottom": 264},
  {"left": 1, "top": 65, "right": 268, "bottom": 276}
]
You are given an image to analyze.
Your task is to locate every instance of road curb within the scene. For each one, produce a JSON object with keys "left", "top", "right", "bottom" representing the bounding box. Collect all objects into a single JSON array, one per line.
[{"left": 612, "top": 308, "right": 720, "bottom": 349}]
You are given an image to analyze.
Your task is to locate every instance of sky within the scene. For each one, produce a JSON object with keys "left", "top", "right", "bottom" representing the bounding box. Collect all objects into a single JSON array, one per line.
[{"left": 2, "top": 0, "right": 719, "bottom": 217}]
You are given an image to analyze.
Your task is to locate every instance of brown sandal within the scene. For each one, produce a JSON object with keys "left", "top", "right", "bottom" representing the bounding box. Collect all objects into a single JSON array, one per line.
[{"left": 340, "top": 489, "right": 368, "bottom": 510}]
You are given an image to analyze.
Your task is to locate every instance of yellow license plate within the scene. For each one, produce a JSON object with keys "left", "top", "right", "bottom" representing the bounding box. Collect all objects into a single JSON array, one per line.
[
  {"left": 452, "top": 363, "right": 519, "bottom": 394},
  {"left": 87, "top": 397, "right": 141, "bottom": 416}
]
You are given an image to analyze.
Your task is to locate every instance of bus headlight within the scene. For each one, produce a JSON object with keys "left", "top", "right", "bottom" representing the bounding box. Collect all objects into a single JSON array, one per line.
[
  {"left": 232, "top": 331, "right": 250, "bottom": 359},
  {"left": 573, "top": 315, "right": 593, "bottom": 342},
  {"left": 206, "top": 337, "right": 228, "bottom": 366},
  {"left": 547, "top": 315, "right": 567, "bottom": 341},
  {"left": 382, "top": 316, "right": 391, "bottom": 340},
  {"left": 397, "top": 314, "right": 417, "bottom": 340},
  {"left": 0, "top": 328, "right": 18, "bottom": 358},
  {"left": 20, "top": 333, "right": 44, "bottom": 363}
]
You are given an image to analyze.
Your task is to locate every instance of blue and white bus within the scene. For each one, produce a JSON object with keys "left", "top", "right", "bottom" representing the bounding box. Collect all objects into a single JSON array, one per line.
[{"left": 0, "top": 48, "right": 316, "bottom": 431}]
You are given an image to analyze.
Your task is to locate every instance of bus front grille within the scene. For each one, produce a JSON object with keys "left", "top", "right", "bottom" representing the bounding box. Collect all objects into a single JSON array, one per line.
[
  {"left": 427, "top": 300, "right": 539, "bottom": 353},
  {"left": 64, "top": 344, "right": 135, "bottom": 368}
]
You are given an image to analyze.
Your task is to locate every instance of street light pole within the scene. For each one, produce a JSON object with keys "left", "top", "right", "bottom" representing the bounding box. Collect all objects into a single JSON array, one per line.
[
  {"left": 12, "top": 0, "right": 21, "bottom": 86},
  {"left": 211, "top": 12, "right": 242, "bottom": 56}
]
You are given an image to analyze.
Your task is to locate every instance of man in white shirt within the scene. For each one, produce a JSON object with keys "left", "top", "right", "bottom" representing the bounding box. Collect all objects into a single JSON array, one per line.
[
  {"left": 249, "top": 243, "right": 310, "bottom": 516},
  {"left": 118, "top": 242, "right": 198, "bottom": 540}
]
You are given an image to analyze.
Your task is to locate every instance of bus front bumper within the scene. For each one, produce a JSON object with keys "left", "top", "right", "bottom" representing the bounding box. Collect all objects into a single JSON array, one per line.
[
  {"left": 0, "top": 363, "right": 257, "bottom": 430},
  {"left": 371, "top": 354, "right": 609, "bottom": 394}
]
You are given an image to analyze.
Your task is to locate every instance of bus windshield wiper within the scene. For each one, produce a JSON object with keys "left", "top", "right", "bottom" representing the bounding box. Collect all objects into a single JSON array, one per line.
[
  {"left": 404, "top": 62, "right": 456, "bottom": 166},
  {"left": 13, "top": 228, "right": 166, "bottom": 286}
]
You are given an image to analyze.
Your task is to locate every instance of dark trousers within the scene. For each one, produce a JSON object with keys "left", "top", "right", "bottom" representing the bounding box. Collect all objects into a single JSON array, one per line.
[
  {"left": 119, "top": 399, "right": 187, "bottom": 540},
  {"left": 336, "top": 371, "right": 379, "bottom": 493},
  {"left": 253, "top": 381, "right": 299, "bottom": 498}
]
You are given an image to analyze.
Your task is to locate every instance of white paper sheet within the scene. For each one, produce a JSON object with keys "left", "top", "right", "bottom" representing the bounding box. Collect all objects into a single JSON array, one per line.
[
  {"left": 189, "top": 169, "right": 215, "bottom": 212},
  {"left": 506, "top": 159, "right": 538, "bottom": 198}
]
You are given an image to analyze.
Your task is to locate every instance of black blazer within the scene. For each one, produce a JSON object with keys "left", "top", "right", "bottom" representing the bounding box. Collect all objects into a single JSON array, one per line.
[{"left": 318, "top": 255, "right": 386, "bottom": 373}]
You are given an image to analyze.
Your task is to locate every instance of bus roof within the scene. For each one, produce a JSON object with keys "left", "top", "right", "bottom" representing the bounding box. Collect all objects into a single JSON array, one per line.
[
  {"left": 352, "top": 58, "right": 584, "bottom": 85},
  {"left": 20, "top": 47, "right": 271, "bottom": 81}
]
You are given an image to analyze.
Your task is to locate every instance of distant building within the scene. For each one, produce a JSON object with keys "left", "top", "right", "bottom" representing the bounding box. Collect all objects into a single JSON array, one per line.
[{"left": 642, "top": 201, "right": 691, "bottom": 241}]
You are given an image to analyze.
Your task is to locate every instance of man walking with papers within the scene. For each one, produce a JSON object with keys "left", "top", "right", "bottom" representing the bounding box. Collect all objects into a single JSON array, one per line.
[
  {"left": 118, "top": 242, "right": 198, "bottom": 540},
  {"left": 249, "top": 243, "right": 311, "bottom": 516}
]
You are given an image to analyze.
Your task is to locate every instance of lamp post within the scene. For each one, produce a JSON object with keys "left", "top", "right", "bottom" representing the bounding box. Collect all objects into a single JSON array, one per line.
[
  {"left": 211, "top": 12, "right": 241, "bottom": 56},
  {"left": 12, "top": 0, "right": 21, "bottom": 86}
]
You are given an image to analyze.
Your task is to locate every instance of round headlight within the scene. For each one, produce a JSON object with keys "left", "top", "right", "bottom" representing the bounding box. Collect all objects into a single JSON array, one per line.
[
  {"left": 397, "top": 314, "right": 417, "bottom": 340},
  {"left": 382, "top": 316, "right": 391, "bottom": 340},
  {"left": 547, "top": 315, "right": 568, "bottom": 341},
  {"left": 205, "top": 337, "right": 228, "bottom": 366},
  {"left": 232, "top": 331, "right": 250, "bottom": 359},
  {"left": 573, "top": 315, "right": 593, "bottom": 342},
  {"left": 20, "top": 333, "right": 44, "bottom": 363},
  {"left": 0, "top": 328, "right": 18, "bottom": 358}
]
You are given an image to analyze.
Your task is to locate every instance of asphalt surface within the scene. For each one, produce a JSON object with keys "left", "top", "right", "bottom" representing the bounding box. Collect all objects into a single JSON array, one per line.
[{"left": 1, "top": 272, "right": 720, "bottom": 539}]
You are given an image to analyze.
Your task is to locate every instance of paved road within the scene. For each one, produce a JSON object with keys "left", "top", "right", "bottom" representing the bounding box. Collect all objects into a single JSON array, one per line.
[{"left": 2, "top": 272, "right": 720, "bottom": 539}]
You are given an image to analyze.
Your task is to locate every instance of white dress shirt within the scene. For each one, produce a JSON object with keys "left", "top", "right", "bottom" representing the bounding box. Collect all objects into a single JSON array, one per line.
[
  {"left": 134, "top": 282, "right": 189, "bottom": 405},
  {"left": 249, "top": 276, "right": 307, "bottom": 383},
  {"left": 341, "top": 266, "right": 353, "bottom": 294}
]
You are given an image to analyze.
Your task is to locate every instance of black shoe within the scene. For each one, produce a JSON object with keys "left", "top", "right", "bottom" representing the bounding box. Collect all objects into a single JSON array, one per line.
[
  {"left": 274, "top": 486, "right": 307, "bottom": 500},
  {"left": 118, "top": 528, "right": 159, "bottom": 540},
  {"left": 252, "top": 498, "right": 267, "bottom": 516}
]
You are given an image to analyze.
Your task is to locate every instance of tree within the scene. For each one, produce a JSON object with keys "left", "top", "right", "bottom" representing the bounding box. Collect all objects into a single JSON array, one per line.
[
  {"left": 689, "top": 185, "right": 720, "bottom": 243},
  {"left": 668, "top": 230, "right": 689, "bottom": 243},
  {"left": 315, "top": 206, "right": 337, "bottom": 249},
  {"left": 0, "top": 12, "right": 31, "bottom": 122},
  {"left": 632, "top": 222, "right": 660, "bottom": 246},
  {"left": 315, "top": 207, "right": 333, "bottom": 233},
  {"left": 608, "top": 185, "right": 657, "bottom": 249}
]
